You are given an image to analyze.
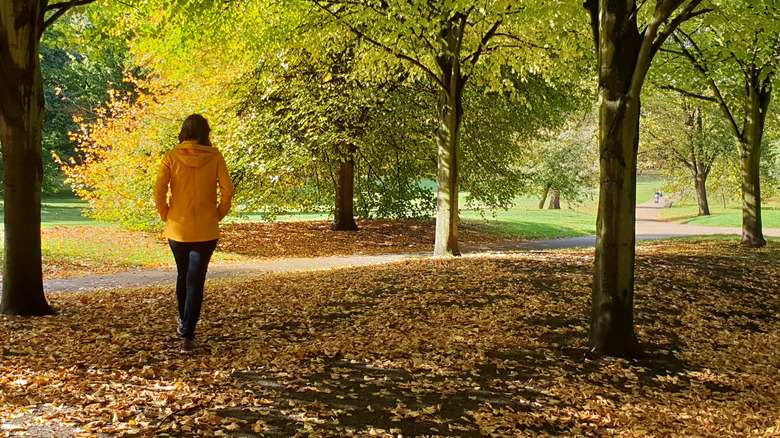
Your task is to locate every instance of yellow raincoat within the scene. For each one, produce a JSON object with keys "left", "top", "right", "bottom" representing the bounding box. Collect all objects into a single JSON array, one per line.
[{"left": 154, "top": 140, "right": 234, "bottom": 242}]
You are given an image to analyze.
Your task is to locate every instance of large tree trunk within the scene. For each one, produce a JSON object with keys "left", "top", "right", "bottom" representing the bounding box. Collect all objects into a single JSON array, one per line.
[
  {"left": 737, "top": 70, "right": 770, "bottom": 248},
  {"left": 588, "top": 0, "right": 644, "bottom": 357},
  {"left": 332, "top": 146, "right": 358, "bottom": 231},
  {"left": 0, "top": 1, "right": 53, "bottom": 315},
  {"left": 739, "top": 138, "right": 764, "bottom": 247},
  {"left": 548, "top": 191, "right": 561, "bottom": 209},
  {"left": 433, "top": 18, "right": 465, "bottom": 257}
]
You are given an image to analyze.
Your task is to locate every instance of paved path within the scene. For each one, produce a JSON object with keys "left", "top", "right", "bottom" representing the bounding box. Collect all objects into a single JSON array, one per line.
[{"left": 39, "top": 197, "right": 780, "bottom": 293}]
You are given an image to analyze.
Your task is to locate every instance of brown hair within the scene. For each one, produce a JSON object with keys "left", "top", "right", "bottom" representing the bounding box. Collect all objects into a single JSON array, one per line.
[{"left": 178, "top": 114, "right": 212, "bottom": 146}]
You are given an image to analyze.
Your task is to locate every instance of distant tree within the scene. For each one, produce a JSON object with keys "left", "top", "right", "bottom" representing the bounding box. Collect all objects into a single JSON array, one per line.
[
  {"left": 517, "top": 112, "right": 598, "bottom": 210},
  {"left": 231, "top": 41, "right": 436, "bottom": 229},
  {"left": 461, "top": 75, "right": 592, "bottom": 212},
  {"left": 655, "top": 0, "right": 780, "bottom": 246},
  {"left": 308, "top": 0, "right": 584, "bottom": 255},
  {"left": 640, "top": 94, "right": 732, "bottom": 215},
  {"left": 38, "top": 14, "right": 134, "bottom": 194}
]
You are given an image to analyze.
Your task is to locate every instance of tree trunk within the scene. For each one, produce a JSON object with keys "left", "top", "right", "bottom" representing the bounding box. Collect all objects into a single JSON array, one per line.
[
  {"left": 0, "top": 1, "right": 53, "bottom": 315},
  {"left": 588, "top": 0, "right": 644, "bottom": 357},
  {"left": 332, "top": 146, "right": 358, "bottom": 231},
  {"left": 739, "top": 138, "right": 764, "bottom": 247},
  {"left": 433, "top": 18, "right": 465, "bottom": 257},
  {"left": 538, "top": 184, "right": 550, "bottom": 209},
  {"left": 689, "top": 107, "right": 710, "bottom": 216},
  {"left": 694, "top": 170, "right": 710, "bottom": 216},
  {"left": 737, "top": 70, "right": 770, "bottom": 248},
  {"left": 548, "top": 191, "right": 561, "bottom": 209}
]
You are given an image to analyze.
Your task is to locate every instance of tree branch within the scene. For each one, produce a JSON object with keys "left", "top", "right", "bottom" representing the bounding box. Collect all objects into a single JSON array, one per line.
[
  {"left": 465, "top": 20, "right": 501, "bottom": 69},
  {"left": 655, "top": 84, "right": 717, "bottom": 102},
  {"left": 671, "top": 32, "right": 742, "bottom": 141},
  {"left": 583, "top": 0, "right": 599, "bottom": 53},
  {"left": 650, "top": 0, "right": 709, "bottom": 59},
  {"left": 310, "top": 0, "right": 445, "bottom": 90},
  {"left": 43, "top": 0, "right": 96, "bottom": 32}
]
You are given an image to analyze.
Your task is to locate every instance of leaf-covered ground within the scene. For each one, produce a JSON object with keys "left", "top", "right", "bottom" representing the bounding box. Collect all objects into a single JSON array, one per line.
[
  {"left": 2, "top": 238, "right": 780, "bottom": 437},
  {"left": 36, "top": 220, "right": 508, "bottom": 279}
]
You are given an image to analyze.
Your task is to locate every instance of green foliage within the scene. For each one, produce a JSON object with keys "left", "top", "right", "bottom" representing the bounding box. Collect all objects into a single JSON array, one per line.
[
  {"left": 34, "top": 11, "right": 136, "bottom": 194},
  {"left": 506, "top": 108, "right": 598, "bottom": 209},
  {"left": 230, "top": 37, "right": 437, "bottom": 220},
  {"left": 639, "top": 93, "right": 735, "bottom": 201}
]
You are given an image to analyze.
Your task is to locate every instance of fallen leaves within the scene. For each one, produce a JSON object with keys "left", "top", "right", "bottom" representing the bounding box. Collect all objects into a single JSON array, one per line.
[
  {"left": 1, "top": 238, "right": 779, "bottom": 437},
  {"left": 217, "top": 219, "right": 507, "bottom": 259}
]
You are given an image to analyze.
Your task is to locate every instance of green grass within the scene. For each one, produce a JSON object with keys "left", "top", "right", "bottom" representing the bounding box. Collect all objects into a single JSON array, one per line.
[
  {"left": 230, "top": 210, "right": 330, "bottom": 223},
  {"left": 461, "top": 208, "right": 597, "bottom": 239},
  {"left": 39, "top": 197, "right": 97, "bottom": 227},
  {"left": 41, "top": 235, "right": 173, "bottom": 269},
  {"left": 636, "top": 178, "right": 663, "bottom": 204},
  {"left": 0, "top": 196, "right": 96, "bottom": 228},
  {"left": 657, "top": 200, "right": 780, "bottom": 228}
]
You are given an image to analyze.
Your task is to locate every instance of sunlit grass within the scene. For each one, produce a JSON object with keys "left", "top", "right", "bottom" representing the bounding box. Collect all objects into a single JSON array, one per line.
[
  {"left": 658, "top": 202, "right": 780, "bottom": 228},
  {"left": 461, "top": 209, "right": 596, "bottom": 238}
]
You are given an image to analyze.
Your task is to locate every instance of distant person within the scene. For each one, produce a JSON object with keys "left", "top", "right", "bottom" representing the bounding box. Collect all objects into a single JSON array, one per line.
[
  {"left": 154, "top": 114, "right": 234, "bottom": 354},
  {"left": 654, "top": 190, "right": 661, "bottom": 203}
]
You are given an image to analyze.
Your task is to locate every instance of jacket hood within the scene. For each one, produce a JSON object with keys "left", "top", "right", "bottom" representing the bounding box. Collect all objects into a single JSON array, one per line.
[{"left": 170, "top": 140, "right": 219, "bottom": 168}]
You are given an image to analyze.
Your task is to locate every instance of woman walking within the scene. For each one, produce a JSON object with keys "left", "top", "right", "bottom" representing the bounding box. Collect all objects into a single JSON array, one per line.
[{"left": 154, "top": 114, "right": 234, "bottom": 354}]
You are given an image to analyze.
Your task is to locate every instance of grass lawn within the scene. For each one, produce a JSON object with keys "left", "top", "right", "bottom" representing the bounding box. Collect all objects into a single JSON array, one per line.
[
  {"left": 658, "top": 202, "right": 780, "bottom": 228},
  {"left": 1, "top": 238, "right": 778, "bottom": 437},
  {"left": 461, "top": 208, "right": 596, "bottom": 238}
]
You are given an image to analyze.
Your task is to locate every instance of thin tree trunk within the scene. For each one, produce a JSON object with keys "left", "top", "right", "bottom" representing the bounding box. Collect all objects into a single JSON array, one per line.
[
  {"left": 0, "top": 2, "right": 52, "bottom": 315},
  {"left": 690, "top": 107, "right": 710, "bottom": 216},
  {"left": 332, "top": 146, "right": 358, "bottom": 231},
  {"left": 433, "top": 18, "right": 465, "bottom": 257},
  {"left": 694, "top": 171, "right": 710, "bottom": 216},
  {"left": 538, "top": 184, "right": 551, "bottom": 209},
  {"left": 548, "top": 191, "right": 561, "bottom": 209},
  {"left": 591, "top": 99, "right": 640, "bottom": 356}
]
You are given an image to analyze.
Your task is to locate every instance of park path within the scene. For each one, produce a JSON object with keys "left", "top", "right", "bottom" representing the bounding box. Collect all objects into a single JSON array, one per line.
[{"left": 40, "top": 196, "right": 780, "bottom": 293}]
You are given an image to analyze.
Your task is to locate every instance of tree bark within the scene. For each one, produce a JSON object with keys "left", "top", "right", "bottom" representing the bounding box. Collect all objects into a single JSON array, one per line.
[
  {"left": 548, "top": 191, "right": 561, "bottom": 209},
  {"left": 332, "top": 146, "right": 358, "bottom": 231},
  {"left": 0, "top": 1, "right": 53, "bottom": 315},
  {"left": 737, "top": 70, "right": 770, "bottom": 248},
  {"left": 588, "top": 0, "right": 644, "bottom": 357},
  {"left": 433, "top": 17, "right": 465, "bottom": 257},
  {"left": 694, "top": 171, "right": 710, "bottom": 216},
  {"left": 538, "top": 184, "right": 550, "bottom": 209},
  {"left": 689, "top": 107, "right": 710, "bottom": 216}
]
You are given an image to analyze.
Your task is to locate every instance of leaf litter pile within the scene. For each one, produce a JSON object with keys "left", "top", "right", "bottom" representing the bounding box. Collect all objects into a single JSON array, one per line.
[{"left": 2, "top": 238, "right": 780, "bottom": 437}]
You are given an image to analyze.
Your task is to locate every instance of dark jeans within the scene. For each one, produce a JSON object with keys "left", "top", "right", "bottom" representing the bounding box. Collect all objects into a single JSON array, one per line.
[{"left": 168, "top": 239, "right": 218, "bottom": 340}]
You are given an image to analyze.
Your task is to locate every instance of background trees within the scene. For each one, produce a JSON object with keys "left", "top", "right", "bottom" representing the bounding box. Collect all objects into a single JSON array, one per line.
[
  {"left": 653, "top": 0, "right": 779, "bottom": 246},
  {"left": 230, "top": 37, "right": 436, "bottom": 229},
  {"left": 640, "top": 93, "right": 733, "bottom": 215},
  {"left": 307, "top": 0, "right": 585, "bottom": 255}
]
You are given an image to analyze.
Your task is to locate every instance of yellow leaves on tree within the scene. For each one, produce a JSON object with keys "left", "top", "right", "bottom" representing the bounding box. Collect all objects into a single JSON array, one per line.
[{"left": 56, "top": 74, "right": 235, "bottom": 231}]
